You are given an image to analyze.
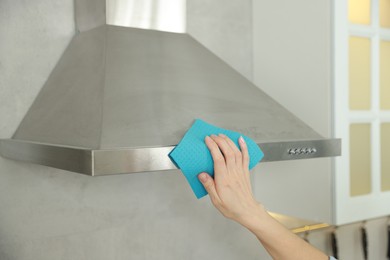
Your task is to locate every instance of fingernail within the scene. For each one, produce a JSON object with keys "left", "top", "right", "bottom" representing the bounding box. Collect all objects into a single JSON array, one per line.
[
  {"left": 219, "top": 133, "right": 227, "bottom": 138},
  {"left": 211, "top": 134, "right": 217, "bottom": 138},
  {"left": 198, "top": 173, "right": 208, "bottom": 182},
  {"left": 239, "top": 136, "right": 245, "bottom": 143},
  {"left": 205, "top": 136, "right": 211, "bottom": 141}
]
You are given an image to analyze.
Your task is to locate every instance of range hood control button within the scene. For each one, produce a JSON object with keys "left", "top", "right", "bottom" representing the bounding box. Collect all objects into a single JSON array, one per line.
[{"left": 288, "top": 147, "right": 317, "bottom": 155}]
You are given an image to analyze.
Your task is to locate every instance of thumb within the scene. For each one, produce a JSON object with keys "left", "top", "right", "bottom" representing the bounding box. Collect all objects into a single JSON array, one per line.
[{"left": 198, "top": 173, "right": 221, "bottom": 205}]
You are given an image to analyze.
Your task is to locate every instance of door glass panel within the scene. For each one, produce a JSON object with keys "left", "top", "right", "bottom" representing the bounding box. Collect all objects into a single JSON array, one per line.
[
  {"left": 349, "top": 0, "right": 371, "bottom": 25},
  {"left": 349, "top": 37, "right": 371, "bottom": 110},
  {"left": 380, "top": 0, "right": 390, "bottom": 28},
  {"left": 350, "top": 124, "right": 372, "bottom": 196},
  {"left": 380, "top": 40, "right": 390, "bottom": 110},
  {"left": 381, "top": 123, "right": 390, "bottom": 191}
]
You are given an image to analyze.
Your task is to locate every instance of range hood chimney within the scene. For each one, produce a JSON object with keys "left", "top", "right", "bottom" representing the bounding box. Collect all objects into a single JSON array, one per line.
[{"left": 0, "top": 0, "right": 341, "bottom": 176}]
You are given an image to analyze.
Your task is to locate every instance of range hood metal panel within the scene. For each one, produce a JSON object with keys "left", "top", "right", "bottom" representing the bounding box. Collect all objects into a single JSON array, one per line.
[
  {"left": 13, "top": 26, "right": 107, "bottom": 149},
  {"left": 15, "top": 25, "right": 323, "bottom": 148},
  {"left": 100, "top": 25, "right": 324, "bottom": 149},
  {"left": 1, "top": 24, "right": 341, "bottom": 175}
]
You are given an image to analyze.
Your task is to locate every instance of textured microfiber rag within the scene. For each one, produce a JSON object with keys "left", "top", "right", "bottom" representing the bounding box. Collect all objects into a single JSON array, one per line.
[{"left": 169, "top": 119, "right": 264, "bottom": 199}]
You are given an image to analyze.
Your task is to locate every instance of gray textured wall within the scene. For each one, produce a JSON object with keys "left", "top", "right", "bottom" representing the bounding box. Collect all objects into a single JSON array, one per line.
[
  {"left": 252, "top": 0, "right": 333, "bottom": 224},
  {"left": 0, "top": 0, "right": 270, "bottom": 259},
  {"left": 187, "top": 0, "right": 253, "bottom": 79}
]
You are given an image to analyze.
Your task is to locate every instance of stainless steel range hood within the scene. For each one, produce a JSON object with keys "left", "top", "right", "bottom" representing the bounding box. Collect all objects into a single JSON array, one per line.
[{"left": 0, "top": 0, "right": 341, "bottom": 176}]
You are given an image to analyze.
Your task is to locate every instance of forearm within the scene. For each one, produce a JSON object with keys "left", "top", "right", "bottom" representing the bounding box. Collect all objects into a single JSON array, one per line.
[{"left": 240, "top": 205, "right": 328, "bottom": 260}]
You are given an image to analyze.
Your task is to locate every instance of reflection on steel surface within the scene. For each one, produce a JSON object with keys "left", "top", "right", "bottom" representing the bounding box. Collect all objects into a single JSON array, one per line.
[{"left": 106, "top": 0, "right": 186, "bottom": 33}]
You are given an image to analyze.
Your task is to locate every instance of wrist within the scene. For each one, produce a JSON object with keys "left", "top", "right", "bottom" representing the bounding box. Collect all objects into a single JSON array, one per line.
[{"left": 237, "top": 203, "right": 270, "bottom": 232}]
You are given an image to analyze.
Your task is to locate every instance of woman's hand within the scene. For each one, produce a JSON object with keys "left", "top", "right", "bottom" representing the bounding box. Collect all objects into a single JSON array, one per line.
[
  {"left": 198, "top": 134, "right": 329, "bottom": 260},
  {"left": 197, "top": 134, "right": 265, "bottom": 229}
]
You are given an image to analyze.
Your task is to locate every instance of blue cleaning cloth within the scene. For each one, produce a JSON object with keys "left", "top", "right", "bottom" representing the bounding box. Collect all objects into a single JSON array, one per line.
[{"left": 169, "top": 119, "right": 264, "bottom": 199}]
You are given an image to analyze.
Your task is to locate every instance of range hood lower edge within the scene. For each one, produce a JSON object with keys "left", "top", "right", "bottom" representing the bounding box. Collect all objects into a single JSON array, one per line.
[{"left": 0, "top": 138, "right": 341, "bottom": 176}]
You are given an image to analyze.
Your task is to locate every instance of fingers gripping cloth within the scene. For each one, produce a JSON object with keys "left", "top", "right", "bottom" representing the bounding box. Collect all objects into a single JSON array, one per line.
[{"left": 169, "top": 119, "right": 264, "bottom": 199}]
